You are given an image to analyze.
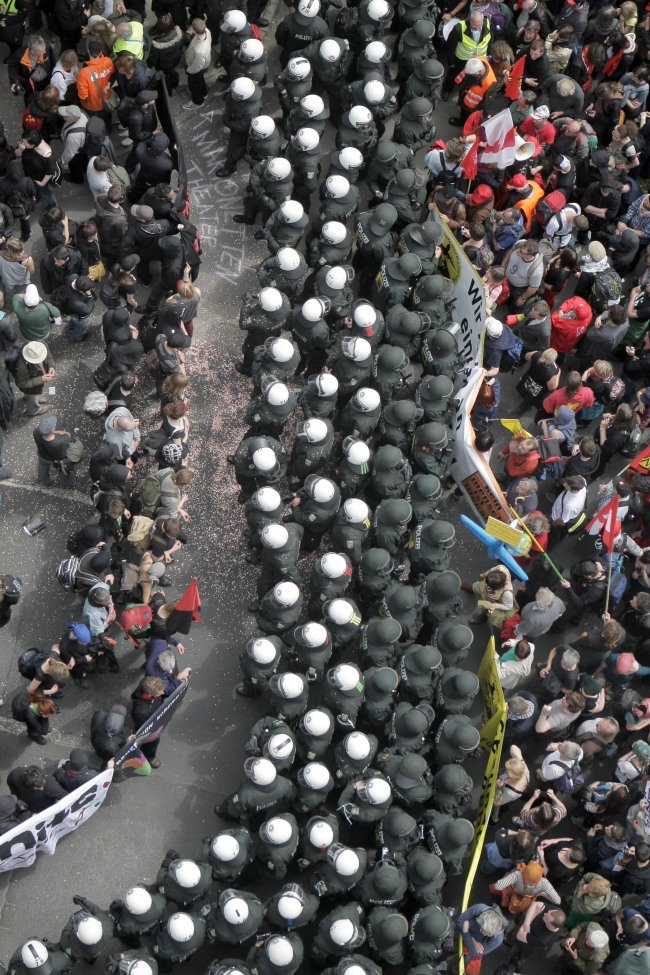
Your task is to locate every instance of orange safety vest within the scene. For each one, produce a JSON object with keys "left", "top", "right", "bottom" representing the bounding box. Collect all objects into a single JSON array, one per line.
[
  {"left": 514, "top": 181, "right": 545, "bottom": 233},
  {"left": 460, "top": 58, "right": 496, "bottom": 110}
]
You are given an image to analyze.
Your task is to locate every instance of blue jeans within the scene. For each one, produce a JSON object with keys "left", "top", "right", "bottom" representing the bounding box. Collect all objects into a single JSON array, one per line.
[
  {"left": 35, "top": 182, "right": 58, "bottom": 208},
  {"left": 37, "top": 456, "right": 73, "bottom": 488},
  {"left": 69, "top": 313, "right": 91, "bottom": 342}
]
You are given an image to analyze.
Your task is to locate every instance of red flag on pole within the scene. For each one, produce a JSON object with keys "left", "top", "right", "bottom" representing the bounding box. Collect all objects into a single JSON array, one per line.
[
  {"left": 629, "top": 444, "right": 650, "bottom": 473},
  {"left": 166, "top": 577, "right": 202, "bottom": 635},
  {"left": 461, "top": 139, "right": 478, "bottom": 180},
  {"left": 505, "top": 56, "right": 526, "bottom": 100},
  {"left": 585, "top": 497, "right": 619, "bottom": 553}
]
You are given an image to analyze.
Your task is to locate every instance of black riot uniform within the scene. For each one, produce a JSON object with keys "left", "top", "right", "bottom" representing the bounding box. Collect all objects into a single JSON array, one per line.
[
  {"left": 397, "top": 22, "right": 436, "bottom": 80},
  {"left": 431, "top": 715, "right": 480, "bottom": 768},
  {"left": 295, "top": 707, "right": 336, "bottom": 761},
  {"left": 59, "top": 898, "right": 116, "bottom": 962},
  {"left": 244, "top": 384, "right": 298, "bottom": 438},
  {"left": 354, "top": 855, "right": 408, "bottom": 907},
  {"left": 150, "top": 911, "right": 207, "bottom": 969},
  {"left": 238, "top": 290, "right": 291, "bottom": 374},
  {"left": 286, "top": 98, "right": 330, "bottom": 139},
  {"left": 308, "top": 224, "right": 353, "bottom": 269},
  {"left": 333, "top": 731, "right": 379, "bottom": 784},
  {"left": 432, "top": 764, "right": 473, "bottom": 817},
  {"left": 310, "top": 903, "right": 366, "bottom": 963},
  {"left": 292, "top": 478, "right": 342, "bottom": 551},
  {"left": 260, "top": 206, "right": 310, "bottom": 255},
  {"left": 365, "top": 908, "right": 408, "bottom": 966},
  {"left": 422, "top": 571, "right": 463, "bottom": 633},
  {"left": 275, "top": 58, "right": 313, "bottom": 117},
  {"left": 256, "top": 522, "right": 304, "bottom": 598},
  {"left": 371, "top": 447, "right": 411, "bottom": 502},
  {"left": 104, "top": 950, "right": 158, "bottom": 975},
  {"left": 408, "top": 520, "right": 454, "bottom": 576},
  {"left": 360, "top": 666, "right": 399, "bottom": 726},
  {"left": 372, "top": 499, "right": 412, "bottom": 554},
  {"left": 401, "top": 57, "right": 444, "bottom": 104},
  {"left": 229, "top": 436, "right": 289, "bottom": 501},
  {"left": 376, "top": 806, "right": 421, "bottom": 854},
  {"left": 307, "top": 552, "right": 351, "bottom": 618},
  {"left": 246, "top": 119, "right": 284, "bottom": 167},
  {"left": 258, "top": 252, "right": 309, "bottom": 300},
  {"left": 238, "top": 635, "right": 284, "bottom": 698},
  {"left": 397, "top": 221, "right": 443, "bottom": 276},
  {"left": 299, "top": 373, "right": 339, "bottom": 419},
  {"left": 411, "top": 421, "right": 454, "bottom": 479},
  {"left": 379, "top": 400, "right": 420, "bottom": 451},
  {"left": 385, "top": 701, "right": 434, "bottom": 753},
  {"left": 111, "top": 885, "right": 167, "bottom": 944},
  {"left": 240, "top": 159, "right": 295, "bottom": 227},
  {"left": 264, "top": 886, "right": 320, "bottom": 930},
  {"left": 247, "top": 934, "right": 304, "bottom": 975},
  {"left": 288, "top": 417, "right": 335, "bottom": 480},
  {"left": 358, "top": 549, "right": 394, "bottom": 605},
  {"left": 433, "top": 619, "right": 473, "bottom": 666},
  {"left": 292, "top": 762, "right": 335, "bottom": 813},
  {"left": 297, "top": 812, "right": 340, "bottom": 868},
  {"left": 384, "top": 171, "right": 428, "bottom": 233},
  {"left": 384, "top": 307, "right": 426, "bottom": 360},
  {"left": 287, "top": 134, "right": 323, "bottom": 211},
  {"left": 245, "top": 716, "right": 297, "bottom": 772},
  {"left": 393, "top": 97, "right": 435, "bottom": 151},
  {"left": 156, "top": 854, "right": 212, "bottom": 907},
  {"left": 435, "top": 667, "right": 480, "bottom": 716},
  {"left": 375, "top": 752, "right": 434, "bottom": 808},
  {"left": 397, "top": 642, "right": 443, "bottom": 701},
  {"left": 352, "top": 205, "right": 399, "bottom": 288},
  {"left": 216, "top": 83, "right": 263, "bottom": 178},
  {"left": 417, "top": 375, "right": 454, "bottom": 423},
  {"left": 379, "top": 581, "right": 426, "bottom": 643},
  {"left": 8, "top": 944, "right": 73, "bottom": 975},
  {"left": 365, "top": 142, "right": 414, "bottom": 201},
  {"left": 370, "top": 344, "right": 410, "bottom": 402},
  {"left": 291, "top": 623, "right": 333, "bottom": 682},
  {"left": 216, "top": 762, "right": 297, "bottom": 821},
  {"left": 201, "top": 828, "right": 256, "bottom": 882},
  {"left": 411, "top": 273, "right": 449, "bottom": 323},
  {"left": 406, "top": 474, "right": 442, "bottom": 522},
  {"left": 328, "top": 500, "right": 372, "bottom": 566},
  {"left": 290, "top": 299, "right": 331, "bottom": 375},
  {"left": 336, "top": 110, "right": 379, "bottom": 154},
  {"left": 408, "top": 905, "right": 452, "bottom": 965},
  {"left": 251, "top": 336, "right": 301, "bottom": 392},
  {"left": 275, "top": 8, "right": 329, "bottom": 66},
  {"left": 359, "top": 617, "right": 403, "bottom": 668},
  {"left": 339, "top": 388, "right": 382, "bottom": 440},
  {"left": 420, "top": 811, "right": 474, "bottom": 875},
  {"left": 210, "top": 889, "right": 264, "bottom": 945},
  {"left": 255, "top": 813, "right": 300, "bottom": 879},
  {"left": 407, "top": 847, "right": 447, "bottom": 906}
]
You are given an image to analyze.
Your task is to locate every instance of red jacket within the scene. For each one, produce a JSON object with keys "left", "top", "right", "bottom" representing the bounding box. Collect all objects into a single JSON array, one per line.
[{"left": 550, "top": 296, "right": 593, "bottom": 353}]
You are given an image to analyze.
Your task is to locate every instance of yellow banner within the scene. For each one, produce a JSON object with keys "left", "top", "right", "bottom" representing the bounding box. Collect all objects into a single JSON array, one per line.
[
  {"left": 458, "top": 637, "right": 507, "bottom": 974},
  {"left": 486, "top": 517, "right": 525, "bottom": 549}
]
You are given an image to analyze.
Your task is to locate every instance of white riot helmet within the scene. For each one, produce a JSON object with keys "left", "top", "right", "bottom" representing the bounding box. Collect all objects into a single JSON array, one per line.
[
  {"left": 247, "top": 637, "right": 278, "bottom": 664},
  {"left": 328, "top": 843, "right": 360, "bottom": 876},
  {"left": 20, "top": 942, "right": 50, "bottom": 971},
  {"left": 320, "top": 552, "right": 347, "bottom": 578},
  {"left": 341, "top": 336, "right": 371, "bottom": 362},
  {"left": 266, "top": 157, "right": 292, "bottom": 181},
  {"left": 260, "top": 816, "right": 293, "bottom": 845},
  {"left": 266, "top": 382, "right": 290, "bottom": 407},
  {"left": 230, "top": 77, "right": 256, "bottom": 100},
  {"left": 325, "top": 175, "right": 350, "bottom": 198},
  {"left": 344, "top": 440, "right": 370, "bottom": 466},
  {"left": 276, "top": 246, "right": 301, "bottom": 271},
  {"left": 220, "top": 890, "right": 250, "bottom": 925},
  {"left": 280, "top": 200, "right": 304, "bottom": 223},
  {"left": 322, "top": 221, "right": 347, "bottom": 244},
  {"left": 265, "top": 733, "right": 294, "bottom": 761},
  {"left": 293, "top": 126, "right": 320, "bottom": 151},
  {"left": 277, "top": 888, "right": 304, "bottom": 921},
  {"left": 358, "top": 776, "right": 391, "bottom": 804},
  {"left": 250, "top": 115, "right": 275, "bottom": 138},
  {"left": 328, "top": 661, "right": 361, "bottom": 688},
  {"left": 252, "top": 487, "right": 281, "bottom": 511},
  {"left": 302, "top": 298, "right": 326, "bottom": 322},
  {"left": 313, "top": 372, "right": 338, "bottom": 396},
  {"left": 300, "top": 94, "right": 324, "bottom": 117},
  {"left": 299, "top": 762, "right": 331, "bottom": 789},
  {"left": 353, "top": 302, "right": 377, "bottom": 329},
  {"left": 306, "top": 476, "right": 336, "bottom": 503},
  {"left": 75, "top": 916, "right": 103, "bottom": 946},
  {"left": 320, "top": 38, "right": 342, "bottom": 62},
  {"left": 212, "top": 833, "right": 241, "bottom": 861},
  {"left": 170, "top": 859, "right": 201, "bottom": 889},
  {"left": 302, "top": 707, "right": 331, "bottom": 734},
  {"left": 343, "top": 497, "right": 370, "bottom": 523},
  {"left": 124, "top": 887, "right": 153, "bottom": 915},
  {"left": 330, "top": 919, "right": 357, "bottom": 947},
  {"left": 258, "top": 286, "right": 283, "bottom": 313},
  {"left": 367, "top": 0, "right": 391, "bottom": 20},
  {"left": 128, "top": 963, "right": 153, "bottom": 975},
  {"left": 308, "top": 818, "right": 334, "bottom": 849},
  {"left": 244, "top": 756, "right": 277, "bottom": 785},
  {"left": 364, "top": 80, "right": 385, "bottom": 104},
  {"left": 167, "top": 913, "right": 195, "bottom": 943},
  {"left": 355, "top": 387, "right": 381, "bottom": 412},
  {"left": 365, "top": 40, "right": 389, "bottom": 63},
  {"left": 221, "top": 9, "right": 246, "bottom": 31},
  {"left": 267, "top": 935, "right": 295, "bottom": 963},
  {"left": 261, "top": 523, "right": 289, "bottom": 549},
  {"left": 287, "top": 56, "right": 311, "bottom": 79},
  {"left": 252, "top": 447, "right": 277, "bottom": 472},
  {"left": 326, "top": 600, "right": 357, "bottom": 627},
  {"left": 271, "top": 582, "right": 300, "bottom": 608},
  {"left": 267, "top": 337, "right": 294, "bottom": 363},
  {"left": 325, "top": 266, "right": 348, "bottom": 290},
  {"left": 349, "top": 106, "right": 373, "bottom": 130},
  {"left": 270, "top": 671, "right": 305, "bottom": 697},
  {"left": 296, "top": 418, "right": 328, "bottom": 442},
  {"left": 338, "top": 146, "right": 364, "bottom": 171},
  {"left": 297, "top": 0, "right": 320, "bottom": 14},
  {"left": 344, "top": 731, "right": 371, "bottom": 760},
  {"left": 239, "top": 38, "right": 264, "bottom": 61}
]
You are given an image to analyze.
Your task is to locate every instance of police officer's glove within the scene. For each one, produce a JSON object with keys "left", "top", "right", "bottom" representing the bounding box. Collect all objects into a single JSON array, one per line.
[
  {"left": 306, "top": 667, "right": 318, "bottom": 683},
  {"left": 72, "top": 895, "right": 86, "bottom": 906},
  {"left": 244, "top": 737, "right": 260, "bottom": 755},
  {"left": 109, "top": 899, "right": 124, "bottom": 915},
  {"left": 337, "top": 713, "right": 354, "bottom": 728},
  {"left": 314, "top": 880, "right": 328, "bottom": 896}
]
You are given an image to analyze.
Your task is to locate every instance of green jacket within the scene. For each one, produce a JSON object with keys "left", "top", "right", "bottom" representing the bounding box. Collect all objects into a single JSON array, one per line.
[{"left": 13, "top": 295, "right": 59, "bottom": 341}]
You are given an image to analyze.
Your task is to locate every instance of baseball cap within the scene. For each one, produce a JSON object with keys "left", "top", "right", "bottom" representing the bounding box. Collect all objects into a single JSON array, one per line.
[
  {"left": 37, "top": 414, "right": 57, "bottom": 435},
  {"left": 131, "top": 205, "right": 154, "bottom": 221},
  {"left": 468, "top": 184, "right": 492, "bottom": 205},
  {"left": 509, "top": 173, "right": 527, "bottom": 189},
  {"left": 136, "top": 89, "right": 158, "bottom": 104}
]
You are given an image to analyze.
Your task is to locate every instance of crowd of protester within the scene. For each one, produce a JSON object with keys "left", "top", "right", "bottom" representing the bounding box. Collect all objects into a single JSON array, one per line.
[{"left": 5, "top": 0, "right": 650, "bottom": 972}]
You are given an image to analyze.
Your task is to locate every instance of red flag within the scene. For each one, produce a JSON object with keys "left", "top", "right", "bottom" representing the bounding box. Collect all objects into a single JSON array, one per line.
[
  {"left": 629, "top": 444, "right": 650, "bottom": 473},
  {"left": 167, "top": 577, "right": 202, "bottom": 635},
  {"left": 461, "top": 139, "right": 478, "bottom": 180},
  {"left": 505, "top": 56, "right": 526, "bottom": 100},
  {"left": 585, "top": 497, "right": 619, "bottom": 553},
  {"left": 603, "top": 47, "right": 625, "bottom": 77},
  {"left": 480, "top": 108, "right": 517, "bottom": 167}
]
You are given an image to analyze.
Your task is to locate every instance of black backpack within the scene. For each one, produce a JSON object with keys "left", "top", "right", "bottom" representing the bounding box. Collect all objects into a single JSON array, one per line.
[
  {"left": 17, "top": 647, "right": 48, "bottom": 679},
  {"left": 335, "top": 5, "right": 359, "bottom": 36},
  {"left": 85, "top": 116, "right": 107, "bottom": 158}
]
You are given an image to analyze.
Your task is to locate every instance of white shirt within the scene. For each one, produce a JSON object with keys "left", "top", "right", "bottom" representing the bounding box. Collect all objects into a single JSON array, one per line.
[
  {"left": 496, "top": 644, "right": 535, "bottom": 690},
  {"left": 86, "top": 157, "right": 111, "bottom": 201},
  {"left": 545, "top": 210, "right": 574, "bottom": 251},
  {"left": 541, "top": 747, "right": 584, "bottom": 780},
  {"left": 551, "top": 487, "right": 587, "bottom": 524}
]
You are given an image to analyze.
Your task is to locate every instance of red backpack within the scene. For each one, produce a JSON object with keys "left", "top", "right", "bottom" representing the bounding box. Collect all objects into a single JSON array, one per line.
[
  {"left": 118, "top": 604, "right": 153, "bottom": 646},
  {"left": 536, "top": 190, "right": 566, "bottom": 228}
]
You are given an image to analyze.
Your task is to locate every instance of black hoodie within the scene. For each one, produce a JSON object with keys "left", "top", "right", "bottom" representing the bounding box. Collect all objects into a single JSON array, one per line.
[{"left": 0, "top": 159, "right": 36, "bottom": 214}]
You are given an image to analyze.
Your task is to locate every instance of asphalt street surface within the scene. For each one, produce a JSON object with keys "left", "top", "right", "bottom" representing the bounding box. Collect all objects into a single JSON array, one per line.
[{"left": 0, "top": 5, "right": 613, "bottom": 975}]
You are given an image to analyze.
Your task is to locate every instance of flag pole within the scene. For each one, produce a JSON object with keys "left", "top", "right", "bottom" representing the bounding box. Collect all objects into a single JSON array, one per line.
[
  {"left": 604, "top": 556, "right": 614, "bottom": 616},
  {"left": 508, "top": 506, "right": 565, "bottom": 582}
]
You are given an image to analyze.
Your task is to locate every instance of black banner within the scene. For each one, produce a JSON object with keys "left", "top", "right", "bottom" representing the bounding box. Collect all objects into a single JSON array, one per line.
[{"left": 114, "top": 680, "right": 190, "bottom": 768}]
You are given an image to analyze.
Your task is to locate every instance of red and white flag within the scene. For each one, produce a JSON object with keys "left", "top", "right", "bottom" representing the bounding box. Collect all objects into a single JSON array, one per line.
[
  {"left": 480, "top": 108, "right": 517, "bottom": 168},
  {"left": 585, "top": 497, "right": 619, "bottom": 552},
  {"left": 460, "top": 138, "right": 478, "bottom": 180}
]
